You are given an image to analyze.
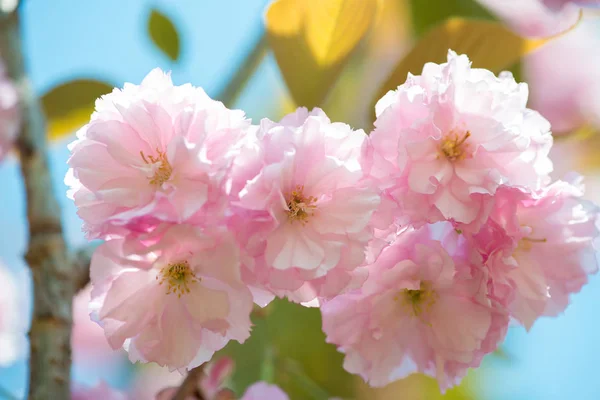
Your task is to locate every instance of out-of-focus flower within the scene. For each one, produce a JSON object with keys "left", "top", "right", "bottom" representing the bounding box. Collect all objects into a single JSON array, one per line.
[
  {"left": 66, "top": 68, "right": 250, "bottom": 239},
  {"left": 72, "top": 285, "right": 125, "bottom": 369},
  {"left": 543, "top": 0, "right": 600, "bottom": 10},
  {"left": 476, "top": 0, "right": 598, "bottom": 37},
  {"left": 71, "top": 382, "right": 127, "bottom": 400},
  {"left": 232, "top": 107, "right": 380, "bottom": 304},
  {"left": 524, "top": 20, "right": 600, "bottom": 134},
  {"left": 240, "top": 382, "right": 289, "bottom": 400},
  {"left": 0, "top": 60, "right": 19, "bottom": 161},
  {"left": 0, "top": 260, "right": 28, "bottom": 366},
  {"left": 474, "top": 178, "right": 600, "bottom": 329},
  {"left": 321, "top": 226, "right": 508, "bottom": 392},
  {"left": 367, "top": 50, "right": 552, "bottom": 228},
  {"left": 90, "top": 225, "right": 253, "bottom": 370}
]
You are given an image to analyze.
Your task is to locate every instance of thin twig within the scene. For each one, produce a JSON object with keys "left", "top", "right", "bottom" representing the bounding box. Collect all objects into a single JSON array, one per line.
[
  {"left": 172, "top": 366, "right": 206, "bottom": 400},
  {"left": 214, "top": 31, "right": 268, "bottom": 108},
  {"left": 0, "top": 4, "right": 73, "bottom": 400}
]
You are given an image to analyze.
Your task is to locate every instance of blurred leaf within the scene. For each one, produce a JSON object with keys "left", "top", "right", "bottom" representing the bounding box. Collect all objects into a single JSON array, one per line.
[
  {"left": 41, "top": 79, "right": 113, "bottom": 140},
  {"left": 218, "top": 299, "right": 354, "bottom": 400},
  {"left": 371, "top": 17, "right": 566, "bottom": 120},
  {"left": 148, "top": 9, "right": 180, "bottom": 61},
  {"left": 265, "top": 0, "right": 379, "bottom": 108},
  {"left": 356, "top": 372, "right": 477, "bottom": 400},
  {"left": 409, "top": 0, "right": 495, "bottom": 38}
]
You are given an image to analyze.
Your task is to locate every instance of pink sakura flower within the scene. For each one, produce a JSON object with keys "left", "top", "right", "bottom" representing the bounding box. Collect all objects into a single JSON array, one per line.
[
  {"left": 321, "top": 225, "right": 508, "bottom": 391},
  {"left": 367, "top": 50, "right": 552, "bottom": 227},
  {"left": 66, "top": 68, "right": 250, "bottom": 239},
  {"left": 476, "top": 0, "right": 590, "bottom": 37},
  {"left": 232, "top": 108, "right": 380, "bottom": 304},
  {"left": 71, "top": 382, "right": 127, "bottom": 400},
  {"left": 0, "top": 60, "right": 19, "bottom": 160},
  {"left": 472, "top": 178, "right": 600, "bottom": 329},
  {"left": 0, "top": 260, "right": 28, "bottom": 366},
  {"left": 89, "top": 224, "right": 253, "bottom": 370},
  {"left": 240, "top": 382, "right": 289, "bottom": 400}
]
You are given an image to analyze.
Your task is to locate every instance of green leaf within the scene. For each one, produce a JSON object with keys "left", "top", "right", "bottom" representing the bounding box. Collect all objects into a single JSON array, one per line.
[
  {"left": 370, "top": 17, "right": 569, "bottom": 121},
  {"left": 41, "top": 79, "right": 114, "bottom": 140},
  {"left": 265, "top": 0, "right": 379, "bottom": 108},
  {"left": 148, "top": 9, "right": 181, "bottom": 62},
  {"left": 217, "top": 299, "right": 354, "bottom": 400},
  {"left": 409, "top": 0, "right": 495, "bottom": 38}
]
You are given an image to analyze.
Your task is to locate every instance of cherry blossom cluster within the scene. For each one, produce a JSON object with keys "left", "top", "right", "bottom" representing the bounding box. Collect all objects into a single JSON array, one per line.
[{"left": 66, "top": 50, "right": 600, "bottom": 392}]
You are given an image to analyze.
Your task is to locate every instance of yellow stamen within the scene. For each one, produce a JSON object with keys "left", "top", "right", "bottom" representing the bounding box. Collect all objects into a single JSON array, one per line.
[
  {"left": 518, "top": 236, "right": 547, "bottom": 252},
  {"left": 440, "top": 131, "right": 471, "bottom": 162},
  {"left": 140, "top": 149, "right": 172, "bottom": 186},
  {"left": 156, "top": 260, "right": 198, "bottom": 298},
  {"left": 286, "top": 185, "right": 317, "bottom": 224},
  {"left": 395, "top": 281, "right": 437, "bottom": 317}
]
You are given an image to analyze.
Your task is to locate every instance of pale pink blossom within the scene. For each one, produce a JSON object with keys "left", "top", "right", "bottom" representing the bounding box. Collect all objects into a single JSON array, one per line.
[
  {"left": 0, "top": 60, "right": 19, "bottom": 160},
  {"left": 90, "top": 224, "right": 253, "bottom": 370},
  {"left": 71, "top": 382, "right": 127, "bottom": 400},
  {"left": 473, "top": 178, "right": 600, "bottom": 329},
  {"left": 321, "top": 225, "right": 508, "bottom": 391},
  {"left": 0, "top": 260, "right": 28, "bottom": 366},
  {"left": 524, "top": 20, "right": 600, "bottom": 134},
  {"left": 240, "top": 382, "right": 289, "bottom": 400},
  {"left": 232, "top": 107, "right": 380, "bottom": 304},
  {"left": 476, "top": 0, "right": 587, "bottom": 37},
  {"left": 367, "top": 50, "right": 552, "bottom": 227},
  {"left": 66, "top": 68, "right": 250, "bottom": 239}
]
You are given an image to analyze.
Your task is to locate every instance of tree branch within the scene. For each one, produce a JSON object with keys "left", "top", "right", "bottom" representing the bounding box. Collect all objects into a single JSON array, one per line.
[
  {"left": 172, "top": 366, "right": 206, "bottom": 400},
  {"left": 0, "top": 4, "right": 73, "bottom": 400},
  {"left": 72, "top": 243, "right": 99, "bottom": 293}
]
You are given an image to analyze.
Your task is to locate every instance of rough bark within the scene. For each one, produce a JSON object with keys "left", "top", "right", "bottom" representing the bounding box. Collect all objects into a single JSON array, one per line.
[{"left": 0, "top": 5, "right": 73, "bottom": 400}]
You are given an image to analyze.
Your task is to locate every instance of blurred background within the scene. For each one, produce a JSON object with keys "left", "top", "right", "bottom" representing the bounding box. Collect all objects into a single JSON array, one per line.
[{"left": 1, "top": 0, "right": 600, "bottom": 399}]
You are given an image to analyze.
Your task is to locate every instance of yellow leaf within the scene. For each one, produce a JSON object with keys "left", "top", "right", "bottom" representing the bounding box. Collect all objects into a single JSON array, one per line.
[
  {"left": 265, "top": 0, "right": 379, "bottom": 108},
  {"left": 41, "top": 79, "right": 114, "bottom": 140},
  {"left": 371, "top": 15, "right": 582, "bottom": 121}
]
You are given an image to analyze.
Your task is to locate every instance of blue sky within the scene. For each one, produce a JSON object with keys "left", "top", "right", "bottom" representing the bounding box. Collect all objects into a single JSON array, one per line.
[{"left": 1, "top": 1, "right": 599, "bottom": 399}]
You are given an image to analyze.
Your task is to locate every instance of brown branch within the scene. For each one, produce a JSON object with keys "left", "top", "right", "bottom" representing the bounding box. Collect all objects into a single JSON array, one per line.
[
  {"left": 0, "top": 4, "right": 73, "bottom": 400},
  {"left": 172, "top": 366, "right": 206, "bottom": 400},
  {"left": 72, "top": 243, "right": 98, "bottom": 293}
]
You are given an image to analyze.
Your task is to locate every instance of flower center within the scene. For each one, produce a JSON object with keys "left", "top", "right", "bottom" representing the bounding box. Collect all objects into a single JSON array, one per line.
[
  {"left": 157, "top": 260, "right": 198, "bottom": 297},
  {"left": 140, "top": 149, "right": 172, "bottom": 186},
  {"left": 440, "top": 131, "right": 471, "bottom": 162},
  {"left": 396, "top": 281, "right": 437, "bottom": 317},
  {"left": 286, "top": 185, "right": 317, "bottom": 224}
]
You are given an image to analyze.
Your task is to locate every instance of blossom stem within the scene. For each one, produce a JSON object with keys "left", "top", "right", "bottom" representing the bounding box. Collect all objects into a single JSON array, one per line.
[
  {"left": 214, "top": 30, "right": 268, "bottom": 108},
  {"left": 172, "top": 365, "right": 206, "bottom": 400},
  {"left": 0, "top": 3, "right": 73, "bottom": 400}
]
